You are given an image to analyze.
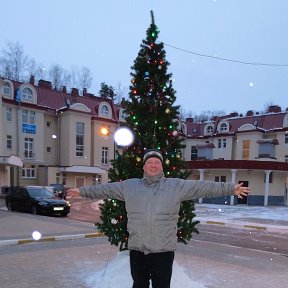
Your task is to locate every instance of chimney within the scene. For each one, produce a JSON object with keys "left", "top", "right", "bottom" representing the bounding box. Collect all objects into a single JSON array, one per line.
[
  {"left": 71, "top": 88, "right": 79, "bottom": 97},
  {"left": 185, "top": 117, "right": 194, "bottom": 123},
  {"left": 38, "top": 79, "right": 52, "bottom": 90},
  {"left": 268, "top": 105, "right": 281, "bottom": 113},
  {"left": 246, "top": 110, "right": 254, "bottom": 116},
  {"left": 29, "top": 75, "right": 35, "bottom": 85},
  {"left": 229, "top": 112, "right": 238, "bottom": 117},
  {"left": 121, "top": 97, "right": 126, "bottom": 106},
  {"left": 62, "top": 86, "right": 67, "bottom": 93},
  {"left": 83, "top": 88, "right": 87, "bottom": 96}
]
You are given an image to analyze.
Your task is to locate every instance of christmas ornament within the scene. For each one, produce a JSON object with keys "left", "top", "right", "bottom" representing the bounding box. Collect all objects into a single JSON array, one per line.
[{"left": 111, "top": 218, "right": 117, "bottom": 224}]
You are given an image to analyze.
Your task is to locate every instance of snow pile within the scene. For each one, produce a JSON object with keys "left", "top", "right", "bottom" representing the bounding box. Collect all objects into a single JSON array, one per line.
[{"left": 83, "top": 251, "right": 205, "bottom": 288}]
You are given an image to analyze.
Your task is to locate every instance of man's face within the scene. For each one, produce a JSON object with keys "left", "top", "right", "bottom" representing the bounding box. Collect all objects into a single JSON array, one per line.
[{"left": 143, "top": 157, "right": 163, "bottom": 176}]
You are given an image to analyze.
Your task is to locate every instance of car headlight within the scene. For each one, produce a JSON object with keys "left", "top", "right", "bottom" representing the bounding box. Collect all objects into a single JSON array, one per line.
[{"left": 65, "top": 201, "right": 71, "bottom": 207}]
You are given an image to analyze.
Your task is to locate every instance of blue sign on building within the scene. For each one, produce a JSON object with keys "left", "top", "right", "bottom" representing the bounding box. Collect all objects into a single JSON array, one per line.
[{"left": 22, "top": 124, "right": 36, "bottom": 134}]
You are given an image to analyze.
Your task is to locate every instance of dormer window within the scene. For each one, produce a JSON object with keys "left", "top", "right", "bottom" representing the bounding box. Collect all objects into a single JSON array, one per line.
[
  {"left": 207, "top": 125, "right": 213, "bottom": 134},
  {"left": 283, "top": 113, "right": 288, "bottom": 127},
  {"left": 217, "top": 120, "right": 230, "bottom": 134},
  {"left": 2, "top": 80, "right": 13, "bottom": 99},
  {"left": 99, "top": 102, "right": 112, "bottom": 118},
  {"left": 3, "top": 82, "right": 11, "bottom": 96},
  {"left": 220, "top": 122, "right": 228, "bottom": 133},
  {"left": 100, "top": 105, "right": 109, "bottom": 116},
  {"left": 119, "top": 108, "right": 127, "bottom": 122},
  {"left": 22, "top": 87, "right": 33, "bottom": 101},
  {"left": 204, "top": 124, "right": 214, "bottom": 136}
]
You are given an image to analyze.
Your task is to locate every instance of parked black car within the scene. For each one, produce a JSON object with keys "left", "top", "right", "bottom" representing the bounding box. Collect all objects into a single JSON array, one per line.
[{"left": 5, "top": 186, "right": 70, "bottom": 216}]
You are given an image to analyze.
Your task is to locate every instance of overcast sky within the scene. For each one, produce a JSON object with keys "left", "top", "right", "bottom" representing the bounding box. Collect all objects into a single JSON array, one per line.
[{"left": 1, "top": 0, "right": 288, "bottom": 115}]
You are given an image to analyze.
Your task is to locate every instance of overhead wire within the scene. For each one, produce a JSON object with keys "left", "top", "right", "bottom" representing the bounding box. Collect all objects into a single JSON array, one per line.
[{"left": 161, "top": 42, "right": 288, "bottom": 67}]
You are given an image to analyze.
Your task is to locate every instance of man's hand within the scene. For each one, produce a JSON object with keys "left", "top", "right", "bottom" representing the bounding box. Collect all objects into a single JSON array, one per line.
[
  {"left": 66, "top": 188, "right": 81, "bottom": 198},
  {"left": 234, "top": 183, "right": 250, "bottom": 199}
]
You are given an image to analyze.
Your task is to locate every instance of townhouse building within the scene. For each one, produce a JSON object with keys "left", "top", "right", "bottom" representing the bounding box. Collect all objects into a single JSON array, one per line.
[
  {"left": 1, "top": 76, "right": 288, "bottom": 206},
  {"left": 181, "top": 107, "right": 288, "bottom": 206},
  {"left": 0, "top": 76, "right": 126, "bottom": 191}
]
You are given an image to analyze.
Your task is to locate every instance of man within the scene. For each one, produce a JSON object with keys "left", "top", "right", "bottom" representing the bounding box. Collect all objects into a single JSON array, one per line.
[{"left": 67, "top": 149, "right": 250, "bottom": 288}]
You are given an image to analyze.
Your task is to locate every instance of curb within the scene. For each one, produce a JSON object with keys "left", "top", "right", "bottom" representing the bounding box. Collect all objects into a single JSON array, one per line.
[
  {"left": 198, "top": 218, "right": 288, "bottom": 234},
  {"left": 0, "top": 232, "right": 104, "bottom": 247}
]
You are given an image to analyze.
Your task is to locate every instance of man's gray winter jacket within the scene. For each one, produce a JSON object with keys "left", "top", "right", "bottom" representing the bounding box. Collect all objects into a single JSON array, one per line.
[{"left": 80, "top": 176, "right": 235, "bottom": 254}]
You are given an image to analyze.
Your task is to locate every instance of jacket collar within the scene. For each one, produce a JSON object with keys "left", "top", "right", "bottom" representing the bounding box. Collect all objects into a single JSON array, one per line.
[{"left": 143, "top": 172, "right": 164, "bottom": 186}]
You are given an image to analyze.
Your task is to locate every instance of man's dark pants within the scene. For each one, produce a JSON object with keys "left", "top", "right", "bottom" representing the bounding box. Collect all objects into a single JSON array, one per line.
[{"left": 130, "top": 250, "right": 175, "bottom": 288}]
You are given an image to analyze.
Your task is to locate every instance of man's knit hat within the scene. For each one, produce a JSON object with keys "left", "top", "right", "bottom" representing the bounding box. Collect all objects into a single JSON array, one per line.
[{"left": 143, "top": 149, "right": 163, "bottom": 164}]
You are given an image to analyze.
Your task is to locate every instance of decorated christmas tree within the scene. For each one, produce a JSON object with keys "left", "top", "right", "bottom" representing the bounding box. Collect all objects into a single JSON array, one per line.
[{"left": 97, "top": 11, "right": 199, "bottom": 251}]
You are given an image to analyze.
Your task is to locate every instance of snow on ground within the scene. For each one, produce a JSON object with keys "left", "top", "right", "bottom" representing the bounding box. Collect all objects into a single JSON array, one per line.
[
  {"left": 194, "top": 203, "right": 288, "bottom": 222},
  {"left": 82, "top": 251, "right": 206, "bottom": 288}
]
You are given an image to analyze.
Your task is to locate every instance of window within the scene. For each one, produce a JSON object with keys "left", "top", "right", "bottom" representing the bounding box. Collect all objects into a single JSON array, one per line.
[
  {"left": 24, "top": 138, "right": 34, "bottom": 159},
  {"left": 6, "top": 107, "right": 12, "bottom": 122},
  {"left": 7, "top": 135, "right": 12, "bottom": 149},
  {"left": 76, "top": 122, "right": 84, "bottom": 157},
  {"left": 22, "top": 110, "right": 35, "bottom": 124},
  {"left": 285, "top": 134, "right": 288, "bottom": 144},
  {"left": 47, "top": 121, "right": 51, "bottom": 127},
  {"left": 47, "top": 147, "right": 51, "bottom": 153},
  {"left": 3, "top": 83, "right": 11, "bottom": 96},
  {"left": 220, "top": 123, "right": 228, "bottom": 133},
  {"left": 93, "top": 174, "right": 102, "bottom": 185},
  {"left": 22, "top": 87, "right": 33, "bottom": 101},
  {"left": 22, "top": 165, "right": 36, "bottom": 178},
  {"left": 206, "top": 125, "right": 213, "bottom": 135},
  {"left": 242, "top": 140, "right": 250, "bottom": 160},
  {"left": 22, "top": 110, "right": 28, "bottom": 123},
  {"left": 190, "top": 146, "right": 198, "bottom": 160},
  {"left": 56, "top": 173, "right": 61, "bottom": 184},
  {"left": 29, "top": 111, "right": 35, "bottom": 124},
  {"left": 62, "top": 173, "right": 67, "bottom": 185},
  {"left": 215, "top": 176, "right": 226, "bottom": 182},
  {"left": 285, "top": 155, "right": 288, "bottom": 163},
  {"left": 102, "top": 147, "right": 108, "bottom": 164},
  {"left": 100, "top": 105, "right": 109, "bottom": 117},
  {"left": 119, "top": 108, "right": 127, "bottom": 121},
  {"left": 218, "top": 138, "right": 227, "bottom": 148},
  {"left": 257, "top": 139, "right": 278, "bottom": 158}
]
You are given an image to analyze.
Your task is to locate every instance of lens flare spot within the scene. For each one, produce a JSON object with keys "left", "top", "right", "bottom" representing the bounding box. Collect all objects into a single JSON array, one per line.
[{"left": 32, "top": 231, "right": 42, "bottom": 241}]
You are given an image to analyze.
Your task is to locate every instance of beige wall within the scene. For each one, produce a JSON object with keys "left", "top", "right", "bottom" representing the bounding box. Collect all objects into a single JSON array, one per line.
[
  {"left": 92, "top": 120, "right": 117, "bottom": 169},
  {"left": 59, "top": 111, "right": 92, "bottom": 167},
  {"left": 44, "top": 113, "right": 59, "bottom": 165},
  {"left": 211, "top": 136, "right": 233, "bottom": 160},
  {"left": 235, "top": 131, "right": 262, "bottom": 160},
  {"left": 277, "top": 131, "right": 288, "bottom": 161}
]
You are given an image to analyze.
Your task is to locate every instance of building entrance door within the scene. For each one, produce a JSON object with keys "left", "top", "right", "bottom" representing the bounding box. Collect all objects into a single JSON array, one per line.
[{"left": 237, "top": 180, "right": 248, "bottom": 204}]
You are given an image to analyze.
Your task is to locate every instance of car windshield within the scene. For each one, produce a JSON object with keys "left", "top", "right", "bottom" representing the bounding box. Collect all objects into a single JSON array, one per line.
[{"left": 27, "top": 188, "right": 54, "bottom": 198}]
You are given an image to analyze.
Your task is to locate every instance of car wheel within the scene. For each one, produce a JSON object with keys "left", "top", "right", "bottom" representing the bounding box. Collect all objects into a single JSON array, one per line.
[
  {"left": 31, "top": 206, "right": 38, "bottom": 215},
  {"left": 6, "top": 201, "right": 14, "bottom": 211},
  {"left": 61, "top": 212, "right": 68, "bottom": 217}
]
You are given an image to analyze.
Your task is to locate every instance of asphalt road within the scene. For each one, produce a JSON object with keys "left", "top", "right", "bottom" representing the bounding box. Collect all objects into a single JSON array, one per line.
[
  {"left": 1, "top": 197, "right": 288, "bottom": 287},
  {"left": 194, "top": 224, "right": 288, "bottom": 257},
  {"left": 0, "top": 230, "right": 287, "bottom": 288}
]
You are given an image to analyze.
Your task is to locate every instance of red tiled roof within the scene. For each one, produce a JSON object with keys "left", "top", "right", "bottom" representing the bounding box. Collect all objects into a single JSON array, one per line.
[
  {"left": 186, "top": 112, "right": 287, "bottom": 137},
  {"left": 9, "top": 79, "right": 121, "bottom": 122}
]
